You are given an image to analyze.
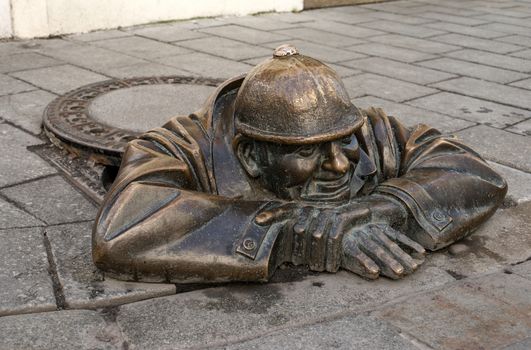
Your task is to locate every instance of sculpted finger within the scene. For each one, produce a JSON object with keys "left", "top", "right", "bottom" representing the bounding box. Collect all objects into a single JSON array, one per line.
[
  {"left": 309, "top": 211, "right": 332, "bottom": 272},
  {"left": 372, "top": 227, "right": 420, "bottom": 274},
  {"left": 383, "top": 226, "right": 426, "bottom": 258},
  {"left": 291, "top": 207, "right": 315, "bottom": 265},
  {"left": 342, "top": 235, "right": 379, "bottom": 279},
  {"left": 359, "top": 233, "right": 405, "bottom": 279}
]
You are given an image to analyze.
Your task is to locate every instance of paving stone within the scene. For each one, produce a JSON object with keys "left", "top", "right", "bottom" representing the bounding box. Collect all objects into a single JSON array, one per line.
[
  {"left": 369, "top": 34, "right": 460, "bottom": 54},
  {"left": 425, "top": 21, "right": 508, "bottom": 39},
  {"left": 0, "top": 89, "right": 56, "bottom": 135},
  {"left": 342, "top": 73, "right": 438, "bottom": 102},
  {"left": 176, "top": 37, "right": 271, "bottom": 61},
  {"left": 264, "top": 39, "right": 367, "bottom": 63},
  {"left": 503, "top": 337, "right": 531, "bottom": 350},
  {"left": 430, "top": 33, "right": 524, "bottom": 54},
  {"left": 0, "top": 74, "right": 35, "bottom": 96},
  {"left": 480, "top": 7, "right": 531, "bottom": 18},
  {"left": 155, "top": 52, "right": 253, "bottom": 80},
  {"left": 510, "top": 261, "right": 531, "bottom": 281},
  {"left": 116, "top": 266, "right": 453, "bottom": 349},
  {"left": 511, "top": 49, "right": 531, "bottom": 60},
  {"left": 325, "top": 63, "right": 362, "bottom": 78},
  {"left": 417, "top": 12, "right": 490, "bottom": 26},
  {"left": 129, "top": 24, "right": 206, "bottom": 42},
  {"left": 226, "top": 314, "right": 417, "bottom": 350},
  {"left": 0, "top": 310, "right": 122, "bottom": 349},
  {"left": 418, "top": 57, "right": 529, "bottom": 84},
  {"left": 477, "top": 22, "right": 531, "bottom": 37},
  {"left": 445, "top": 49, "right": 531, "bottom": 73},
  {"left": 88, "top": 84, "right": 216, "bottom": 132},
  {"left": 352, "top": 95, "right": 474, "bottom": 133},
  {"left": 456, "top": 125, "right": 531, "bottom": 172},
  {"left": 360, "top": 20, "right": 446, "bottom": 38},
  {"left": 364, "top": 11, "right": 435, "bottom": 25},
  {"left": 405, "top": 4, "right": 485, "bottom": 17},
  {"left": 262, "top": 12, "right": 317, "bottom": 25},
  {"left": 408, "top": 92, "right": 530, "bottom": 128},
  {"left": 476, "top": 14, "right": 531, "bottom": 30},
  {"left": 302, "top": 20, "right": 386, "bottom": 38},
  {"left": 0, "top": 197, "right": 43, "bottom": 229},
  {"left": 506, "top": 118, "right": 531, "bottom": 137},
  {"left": 0, "top": 124, "right": 56, "bottom": 187},
  {"left": 0, "top": 227, "right": 55, "bottom": 316},
  {"left": 372, "top": 273, "right": 531, "bottom": 350},
  {"left": 99, "top": 61, "right": 190, "bottom": 79},
  {"left": 40, "top": 43, "right": 147, "bottom": 72},
  {"left": 303, "top": 9, "right": 375, "bottom": 25},
  {"left": 46, "top": 221, "right": 176, "bottom": 309},
  {"left": 0, "top": 52, "right": 62, "bottom": 73},
  {"left": 427, "top": 202, "right": 531, "bottom": 277},
  {"left": 273, "top": 27, "right": 365, "bottom": 48},
  {"left": 432, "top": 77, "right": 531, "bottom": 111},
  {"left": 496, "top": 34, "right": 531, "bottom": 48},
  {"left": 0, "top": 41, "right": 30, "bottom": 57},
  {"left": 200, "top": 24, "right": 290, "bottom": 45},
  {"left": 66, "top": 29, "right": 132, "bottom": 42},
  {"left": 343, "top": 57, "right": 456, "bottom": 85},
  {"left": 488, "top": 161, "right": 531, "bottom": 204},
  {"left": 9, "top": 64, "right": 108, "bottom": 95},
  {"left": 93, "top": 36, "right": 192, "bottom": 60},
  {"left": 346, "top": 42, "right": 437, "bottom": 63},
  {"left": 223, "top": 15, "right": 300, "bottom": 31},
  {"left": 1, "top": 175, "right": 97, "bottom": 225}
]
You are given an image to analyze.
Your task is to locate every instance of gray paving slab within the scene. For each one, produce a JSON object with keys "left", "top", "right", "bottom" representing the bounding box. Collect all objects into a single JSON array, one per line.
[
  {"left": 0, "top": 41, "right": 31, "bottom": 57},
  {"left": 408, "top": 91, "right": 530, "bottom": 128},
  {"left": 444, "top": 49, "right": 531, "bottom": 73},
  {"left": 369, "top": 34, "right": 460, "bottom": 54},
  {"left": 264, "top": 39, "right": 367, "bottom": 63},
  {"left": 404, "top": 4, "right": 485, "bottom": 17},
  {"left": 364, "top": 11, "right": 435, "bottom": 25},
  {"left": 427, "top": 202, "right": 531, "bottom": 278},
  {"left": 476, "top": 14, "right": 531, "bottom": 29},
  {"left": 66, "top": 29, "right": 132, "bottom": 42},
  {"left": 0, "top": 310, "right": 122, "bottom": 349},
  {"left": 417, "top": 57, "right": 529, "bottom": 84},
  {"left": 200, "top": 24, "right": 290, "bottom": 45},
  {"left": 432, "top": 77, "right": 531, "bottom": 111},
  {"left": 477, "top": 22, "right": 531, "bottom": 37},
  {"left": 92, "top": 36, "right": 192, "bottom": 60},
  {"left": 223, "top": 15, "right": 301, "bottom": 31},
  {"left": 360, "top": 20, "right": 446, "bottom": 38},
  {"left": 342, "top": 73, "right": 438, "bottom": 102},
  {"left": 430, "top": 33, "right": 524, "bottom": 54},
  {"left": 416, "top": 11, "right": 490, "bottom": 26},
  {"left": 45, "top": 221, "right": 176, "bottom": 309},
  {"left": 0, "top": 124, "right": 56, "bottom": 187},
  {"left": 176, "top": 36, "right": 271, "bottom": 61},
  {"left": 302, "top": 20, "right": 386, "bottom": 38},
  {"left": 0, "top": 74, "right": 35, "bottom": 96},
  {"left": 226, "top": 314, "right": 417, "bottom": 350},
  {"left": 424, "top": 21, "right": 507, "bottom": 39},
  {"left": 511, "top": 48, "right": 531, "bottom": 60},
  {"left": 372, "top": 273, "right": 531, "bottom": 350},
  {"left": 9, "top": 64, "right": 108, "bottom": 95},
  {"left": 1, "top": 175, "right": 97, "bottom": 225},
  {"left": 303, "top": 9, "right": 375, "bottom": 25},
  {"left": 262, "top": 12, "right": 317, "bottom": 24},
  {"left": 38, "top": 43, "right": 147, "bottom": 72},
  {"left": 128, "top": 24, "right": 206, "bottom": 42},
  {"left": 346, "top": 42, "right": 437, "bottom": 63},
  {"left": 456, "top": 125, "right": 531, "bottom": 172},
  {"left": 352, "top": 95, "right": 474, "bottom": 133},
  {"left": 99, "top": 61, "right": 190, "bottom": 79},
  {"left": 116, "top": 266, "right": 453, "bottom": 349},
  {"left": 0, "top": 227, "right": 56, "bottom": 316},
  {"left": 489, "top": 161, "right": 531, "bottom": 204},
  {"left": 88, "top": 83, "right": 216, "bottom": 132},
  {"left": 325, "top": 63, "right": 362, "bottom": 79},
  {"left": 496, "top": 34, "right": 531, "bottom": 48},
  {"left": 506, "top": 118, "right": 531, "bottom": 136},
  {"left": 273, "top": 27, "right": 366, "bottom": 48},
  {"left": 503, "top": 337, "right": 531, "bottom": 350},
  {"left": 155, "top": 52, "right": 253, "bottom": 80},
  {"left": 343, "top": 57, "right": 456, "bottom": 85},
  {"left": 0, "top": 89, "right": 56, "bottom": 135},
  {"left": 0, "top": 197, "right": 43, "bottom": 229},
  {"left": 0, "top": 52, "right": 62, "bottom": 74},
  {"left": 510, "top": 261, "right": 531, "bottom": 280}
]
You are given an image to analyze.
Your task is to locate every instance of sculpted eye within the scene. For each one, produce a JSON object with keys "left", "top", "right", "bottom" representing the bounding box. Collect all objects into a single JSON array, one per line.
[{"left": 296, "top": 145, "right": 317, "bottom": 157}]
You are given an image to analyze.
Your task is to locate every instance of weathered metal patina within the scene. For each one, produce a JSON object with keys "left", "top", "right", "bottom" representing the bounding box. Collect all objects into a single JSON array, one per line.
[{"left": 93, "top": 45, "right": 507, "bottom": 283}]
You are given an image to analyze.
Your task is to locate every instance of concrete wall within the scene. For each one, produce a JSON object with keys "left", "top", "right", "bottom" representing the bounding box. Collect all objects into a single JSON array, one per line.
[
  {"left": 0, "top": 0, "right": 12, "bottom": 38},
  {"left": 2, "top": 0, "right": 304, "bottom": 39}
]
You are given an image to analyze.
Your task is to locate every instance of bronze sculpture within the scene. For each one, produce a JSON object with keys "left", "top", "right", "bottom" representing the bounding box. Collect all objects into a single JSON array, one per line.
[{"left": 92, "top": 44, "right": 507, "bottom": 283}]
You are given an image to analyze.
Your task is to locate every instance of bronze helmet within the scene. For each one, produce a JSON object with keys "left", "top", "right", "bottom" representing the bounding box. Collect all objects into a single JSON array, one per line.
[{"left": 234, "top": 44, "right": 364, "bottom": 144}]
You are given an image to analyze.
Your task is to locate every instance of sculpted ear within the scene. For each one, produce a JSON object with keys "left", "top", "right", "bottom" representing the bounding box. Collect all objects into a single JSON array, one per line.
[{"left": 236, "top": 138, "right": 261, "bottom": 178}]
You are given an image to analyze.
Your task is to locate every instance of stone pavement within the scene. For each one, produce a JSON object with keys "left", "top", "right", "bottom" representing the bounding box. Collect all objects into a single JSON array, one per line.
[{"left": 1, "top": 0, "right": 531, "bottom": 348}]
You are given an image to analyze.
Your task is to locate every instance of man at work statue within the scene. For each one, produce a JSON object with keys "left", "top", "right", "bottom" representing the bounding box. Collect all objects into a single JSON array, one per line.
[{"left": 93, "top": 44, "right": 507, "bottom": 283}]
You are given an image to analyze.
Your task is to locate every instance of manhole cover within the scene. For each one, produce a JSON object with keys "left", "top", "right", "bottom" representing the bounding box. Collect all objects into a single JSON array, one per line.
[{"left": 43, "top": 76, "right": 222, "bottom": 165}]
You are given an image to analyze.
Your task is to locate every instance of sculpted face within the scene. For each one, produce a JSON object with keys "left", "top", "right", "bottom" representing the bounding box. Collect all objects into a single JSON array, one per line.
[{"left": 237, "top": 133, "right": 361, "bottom": 202}]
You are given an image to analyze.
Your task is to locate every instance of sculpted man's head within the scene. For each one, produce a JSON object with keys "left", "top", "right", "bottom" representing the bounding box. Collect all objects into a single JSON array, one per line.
[{"left": 234, "top": 44, "right": 364, "bottom": 202}]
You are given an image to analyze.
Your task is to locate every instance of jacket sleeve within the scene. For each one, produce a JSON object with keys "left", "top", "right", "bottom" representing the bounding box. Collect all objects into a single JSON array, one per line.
[
  {"left": 92, "top": 124, "right": 281, "bottom": 283},
  {"left": 365, "top": 108, "right": 507, "bottom": 250}
]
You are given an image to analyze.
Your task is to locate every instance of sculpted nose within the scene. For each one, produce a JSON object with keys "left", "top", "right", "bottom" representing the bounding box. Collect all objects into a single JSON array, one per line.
[{"left": 322, "top": 142, "right": 350, "bottom": 174}]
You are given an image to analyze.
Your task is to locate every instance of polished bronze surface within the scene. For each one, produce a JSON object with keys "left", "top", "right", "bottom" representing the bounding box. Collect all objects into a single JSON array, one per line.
[{"left": 93, "top": 44, "right": 507, "bottom": 283}]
